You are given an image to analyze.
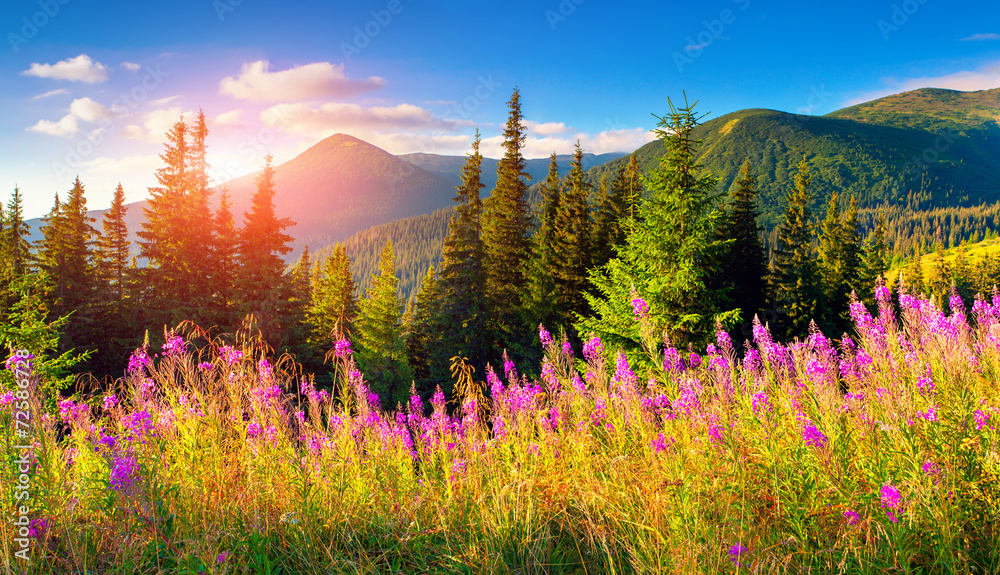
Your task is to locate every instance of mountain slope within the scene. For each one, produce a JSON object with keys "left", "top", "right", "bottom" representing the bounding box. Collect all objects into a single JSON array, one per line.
[
  {"left": 587, "top": 87, "right": 1000, "bottom": 228},
  {"left": 401, "top": 151, "right": 627, "bottom": 191}
]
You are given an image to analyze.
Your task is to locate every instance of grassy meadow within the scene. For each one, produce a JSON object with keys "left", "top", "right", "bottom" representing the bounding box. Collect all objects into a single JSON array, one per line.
[{"left": 3, "top": 287, "right": 1000, "bottom": 574}]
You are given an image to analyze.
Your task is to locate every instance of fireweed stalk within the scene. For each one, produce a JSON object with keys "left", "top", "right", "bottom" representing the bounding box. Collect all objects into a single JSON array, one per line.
[{"left": 1, "top": 287, "right": 999, "bottom": 572}]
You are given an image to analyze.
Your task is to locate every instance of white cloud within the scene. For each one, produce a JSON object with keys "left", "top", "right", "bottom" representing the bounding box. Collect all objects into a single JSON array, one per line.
[
  {"left": 261, "top": 101, "right": 470, "bottom": 134},
  {"left": 844, "top": 59, "right": 1000, "bottom": 106},
  {"left": 525, "top": 120, "right": 568, "bottom": 136},
  {"left": 120, "top": 107, "right": 195, "bottom": 142},
  {"left": 69, "top": 97, "right": 112, "bottom": 122},
  {"left": 220, "top": 60, "right": 385, "bottom": 102},
  {"left": 27, "top": 114, "right": 79, "bottom": 137},
  {"left": 121, "top": 61, "right": 141, "bottom": 72},
  {"left": 960, "top": 33, "right": 1000, "bottom": 41},
  {"left": 480, "top": 127, "right": 655, "bottom": 158},
  {"left": 32, "top": 89, "right": 68, "bottom": 100},
  {"left": 212, "top": 109, "right": 246, "bottom": 130},
  {"left": 150, "top": 95, "right": 182, "bottom": 107},
  {"left": 22, "top": 54, "right": 109, "bottom": 83}
]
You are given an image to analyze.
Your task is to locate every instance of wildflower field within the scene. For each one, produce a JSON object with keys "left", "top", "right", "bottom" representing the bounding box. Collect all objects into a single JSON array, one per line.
[{"left": 3, "top": 286, "right": 1000, "bottom": 574}]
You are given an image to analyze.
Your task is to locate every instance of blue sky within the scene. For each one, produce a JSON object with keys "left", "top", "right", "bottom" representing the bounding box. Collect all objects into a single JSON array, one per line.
[{"left": 3, "top": 0, "right": 999, "bottom": 219}]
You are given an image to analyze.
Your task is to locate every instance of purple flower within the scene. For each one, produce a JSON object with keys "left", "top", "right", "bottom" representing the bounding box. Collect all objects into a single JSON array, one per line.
[
  {"left": 631, "top": 296, "right": 649, "bottom": 319},
  {"left": 220, "top": 345, "right": 243, "bottom": 365},
  {"left": 728, "top": 542, "right": 748, "bottom": 566},
  {"left": 127, "top": 348, "right": 151, "bottom": 374},
  {"left": 1, "top": 391, "right": 17, "bottom": 407},
  {"left": 751, "top": 391, "right": 771, "bottom": 414},
  {"left": 103, "top": 394, "right": 118, "bottom": 411},
  {"left": 503, "top": 350, "right": 518, "bottom": 381},
  {"left": 216, "top": 551, "right": 232, "bottom": 564},
  {"left": 843, "top": 510, "right": 860, "bottom": 526},
  {"left": 582, "top": 336, "right": 603, "bottom": 363},
  {"left": 562, "top": 339, "right": 573, "bottom": 357},
  {"left": 197, "top": 362, "right": 213, "bottom": 371},
  {"left": 538, "top": 325, "right": 553, "bottom": 348},
  {"left": 124, "top": 410, "right": 155, "bottom": 441},
  {"left": 880, "top": 482, "right": 902, "bottom": 523},
  {"left": 650, "top": 433, "right": 668, "bottom": 454},
  {"left": 922, "top": 460, "right": 941, "bottom": 476},
  {"left": 161, "top": 334, "right": 187, "bottom": 357},
  {"left": 109, "top": 453, "right": 139, "bottom": 493},
  {"left": 246, "top": 421, "right": 263, "bottom": 438},
  {"left": 974, "top": 409, "right": 990, "bottom": 431},
  {"left": 802, "top": 424, "right": 828, "bottom": 449},
  {"left": 334, "top": 338, "right": 352, "bottom": 358},
  {"left": 27, "top": 517, "right": 48, "bottom": 539}
]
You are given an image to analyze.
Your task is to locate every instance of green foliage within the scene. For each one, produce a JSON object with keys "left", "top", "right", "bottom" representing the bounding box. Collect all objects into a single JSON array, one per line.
[
  {"left": 306, "top": 243, "right": 357, "bottom": 346},
  {"left": 404, "top": 265, "right": 447, "bottom": 398},
  {"left": 0, "top": 273, "right": 91, "bottom": 406},
  {"left": 550, "top": 141, "right": 592, "bottom": 325},
  {"left": 770, "top": 160, "right": 822, "bottom": 340},
  {"left": 591, "top": 154, "right": 642, "bottom": 271},
  {"left": 580, "top": 96, "right": 739, "bottom": 354},
  {"left": 355, "top": 239, "right": 412, "bottom": 407},
  {"left": 816, "top": 193, "right": 863, "bottom": 334},
  {"left": 437, "top": 132, "right": 487, "bottom": 374},
  {"left": 483, "top": 87, "right": 533, "bottom": 353},
  {"left": 713, "top": 159, "right": 769, "bottom": 331},
  {"left": 237, "top": 154, "right": 296, "bottom": 347}
]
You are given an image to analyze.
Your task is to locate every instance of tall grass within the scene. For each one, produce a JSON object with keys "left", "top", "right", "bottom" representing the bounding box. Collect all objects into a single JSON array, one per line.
[{"left": 2, "top": 285, "right": 1000, "bottom": 574}]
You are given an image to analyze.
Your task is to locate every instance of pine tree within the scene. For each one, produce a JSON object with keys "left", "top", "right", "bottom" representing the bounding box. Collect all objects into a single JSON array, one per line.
[
  {"left": 523, "top": 152, "right": 561, "bottom": 330},
  {"left": 482, "top": 88, "right": 532, "bottom": 348},
  {"left": 592, "top": 154, "right": 642, "bottom": 270},
  {"left": 137, "top": 119, "right": 189, "bottom": 327},
  {"left": 715, "top": 160, "right": 768, "bottom": 329},
  {"left": 551, "top": 141, "right": 592, "bottom": 323},
  {"left": 579, "top": 96, "right": 738, "bottom": 353},
  {"left": 183, "top": 109, "right": 215, "bottom": 323},
  {"left": 97, "top": 183, "right": 130, "bottom": 304},
  {"left": 770, "top": 160, "right": 821, "bottom": 340},
  {"left": 355, "top": 239, "right": 412, "bottom": 407},
  {"left": 817, "top": 193, "right": 863, "bottom": 333},
  {"left": 5, "top": 187, "right": 30, "bottom": 278},
  {"left": 437, "top": 132, "right": 487, "bottom": 371},
  {"left": 211, "top": 190, "right": 240, "bottom": 331},
  {"left": 307, "top": 244, "right": 357, "bottom": 346},
  {"left": 907, "top": 245, "right": 926, "bottom": 295},
  {"left": 860, "top": 211, "right": 889, "bottom": 301},
  {"left": 404, "top": 265, "right": 445, "bottom": 398},
  {"left": 237, "top": 154, "right": 295, "bottom": 346}
]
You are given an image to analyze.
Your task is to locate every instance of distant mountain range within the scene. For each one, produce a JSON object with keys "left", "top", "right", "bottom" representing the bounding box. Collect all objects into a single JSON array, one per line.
[
  {"left": 25, "top": 135, "right": 625, "bottom": 262},
  {"left": 588, "top": 87, "right": 1000, "bottom": 227},
  {"left": 24, "top": 86, "right": 1000, "bottom": 301}
]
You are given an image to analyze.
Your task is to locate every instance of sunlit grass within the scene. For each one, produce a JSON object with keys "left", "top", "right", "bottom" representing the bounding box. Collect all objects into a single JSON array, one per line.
[{"left": 2, "top": 285, "right": 1000, "bottom": 573}]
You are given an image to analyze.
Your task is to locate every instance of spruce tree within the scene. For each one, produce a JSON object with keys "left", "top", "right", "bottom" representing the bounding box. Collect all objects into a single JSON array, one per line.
[
  {"left": 482, "top": 88, "right": 532, "bottom": 349},
  {"left": 211, "top": 190, "right": 240, "bottom": 331},
  {"left": 715, "top": 159, "right": 768, "bottom": 330},
  {"left": 5, "top": 187, "right": 30, "bottom": 278},
  {"left": 97, "top": 183, "right": 130, "bottom": 304},
  {"left": 237, "top": 154, "right": 295, "bottom": 346},
  {"left": 592, "top": 154, "right": 642, "bottom": 270},
  {"left": 579, "top": 96, "right": 738, "bottom": 353},
  {"left": 860, "top": 212, "right": 889, "bottom": 300},
  {"left": 307, "top": 244, "right": 357, "bottom": 346},
  {"left": 523, "top": 152, "right": 561, "bottom": 331},
  {"left": 137, "top": 119, "right": 189, "bottom": 327},
  {"left": 817, "top": 193, "right": 863, "bottom": 333},
  {"left": 770, "top": 160, "right": 821, "bottom": 340},
  {"left": 355, "top": 239, "right": 412, "bottom": 407},
  {"left": 184, "top": 110, "right": 215, "bottom": 322},
  {"left": 404, "top": 265, "right": 446, "bottom": 398},
  {"left": 437, "top": 132, "right": 486, "bottom": 371},
  {"left": 551, "top": 141, "right": 592, "bottom": 323}
]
